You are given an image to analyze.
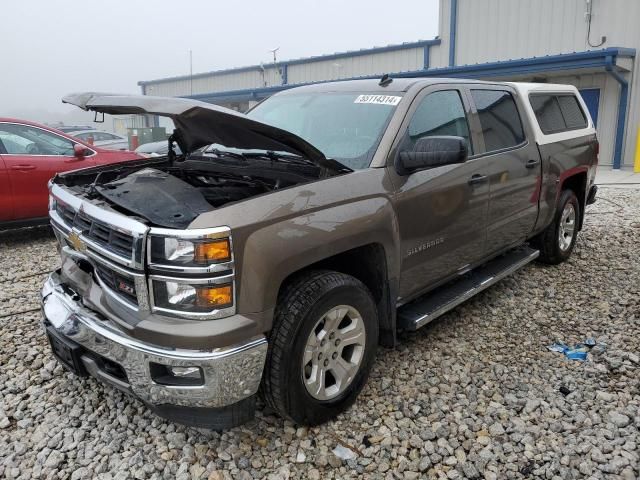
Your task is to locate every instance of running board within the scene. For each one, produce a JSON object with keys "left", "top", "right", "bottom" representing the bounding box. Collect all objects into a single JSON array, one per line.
[{"left": 397, "top": 246, "right": 539, "bottom": 331}]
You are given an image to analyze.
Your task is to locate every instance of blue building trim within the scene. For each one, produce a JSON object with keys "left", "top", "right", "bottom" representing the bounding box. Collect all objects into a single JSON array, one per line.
[
  {"left": 423, "top": 46, "right": 430, "bottom": 69},
  {"left": 605, "top": 55, "right": 629, "bottom": 169},
  {"left": 409, "top": 47, "right": 636, "bottom": 79},
  {"left": 183, "top": 47, "right": 635, "bottom": 102},
  {"left": 282, "top": 39, "right": 441, "bottom": 66},
  {"left": 449, "top": 0, "right": 458, "bottom": 67},
  {"left": 139, "top": 39, "right": 441, "bottom": 87}
]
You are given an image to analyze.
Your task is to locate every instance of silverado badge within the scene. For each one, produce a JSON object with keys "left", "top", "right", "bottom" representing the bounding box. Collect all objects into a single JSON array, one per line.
[{"left": 68, "top": 231, "right": 87, "bottom": 252}]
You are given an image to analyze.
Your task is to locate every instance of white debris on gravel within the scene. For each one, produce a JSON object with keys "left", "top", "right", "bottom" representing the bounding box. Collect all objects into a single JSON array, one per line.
[{"left": 1, "top": 188, "right": 639, "bottom": 479}]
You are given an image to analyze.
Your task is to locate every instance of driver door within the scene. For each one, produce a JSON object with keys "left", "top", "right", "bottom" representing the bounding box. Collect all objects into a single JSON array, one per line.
[
  {"left": 0, "top": 122, "right": 94, "bottom": 220},
  {"left": 389, "top": 87, "right": 491, "bottom": 302}
]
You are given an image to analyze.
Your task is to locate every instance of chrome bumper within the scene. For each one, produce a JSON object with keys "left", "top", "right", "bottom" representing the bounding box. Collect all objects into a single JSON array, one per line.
[{"left": 41, "top": 271, "right": 267, "bottom": 409}]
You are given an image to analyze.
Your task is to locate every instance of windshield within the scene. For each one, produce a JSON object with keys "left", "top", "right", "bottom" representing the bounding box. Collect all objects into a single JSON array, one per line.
[{"left": 247, "top": 92, "right": 402, "bottom": 169}]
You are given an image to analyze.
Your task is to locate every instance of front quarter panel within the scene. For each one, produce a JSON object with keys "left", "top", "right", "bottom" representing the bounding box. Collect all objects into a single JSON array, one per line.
[{"left": 189, "top": 168, "right": 400, "bottom": 325}]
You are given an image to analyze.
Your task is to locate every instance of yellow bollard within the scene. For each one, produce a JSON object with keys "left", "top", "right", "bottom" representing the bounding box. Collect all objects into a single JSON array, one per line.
[{"left": 635, "top": 126, "right": 640, "bottom": 173}]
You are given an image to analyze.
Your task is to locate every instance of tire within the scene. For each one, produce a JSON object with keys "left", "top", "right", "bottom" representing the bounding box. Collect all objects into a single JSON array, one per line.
[
  {"left": 262, "top": 270, "right": 378, "bottom": 425},
  {"left": 533, "top": 189, "right": 580, "bottom": 265}
]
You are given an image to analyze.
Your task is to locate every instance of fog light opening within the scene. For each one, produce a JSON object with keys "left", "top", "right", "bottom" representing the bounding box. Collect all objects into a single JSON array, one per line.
[{"left": 149, "top": 363, "right": 204, "bottom": 386}]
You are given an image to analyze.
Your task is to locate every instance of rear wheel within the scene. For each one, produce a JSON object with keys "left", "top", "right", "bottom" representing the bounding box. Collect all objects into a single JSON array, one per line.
[
  {"left": 262, "top": 270, "right": 378, "bottom": 425},
  {"left": 533, "top": 189, "right": 580, "bottom": 264}
]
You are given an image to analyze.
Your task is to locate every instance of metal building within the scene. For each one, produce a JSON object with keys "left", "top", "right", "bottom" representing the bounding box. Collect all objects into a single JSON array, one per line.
[{"left": 139, "top": 0, "right": 638, "bottom": 169}]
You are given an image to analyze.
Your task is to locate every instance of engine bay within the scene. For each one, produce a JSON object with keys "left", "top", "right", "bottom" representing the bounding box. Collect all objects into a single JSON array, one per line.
[{"left": 55, "top": 154, "right": 332, "bottom": 228}]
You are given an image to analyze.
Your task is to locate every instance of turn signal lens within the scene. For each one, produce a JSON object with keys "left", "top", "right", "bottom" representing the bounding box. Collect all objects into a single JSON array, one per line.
[
  {"left": 195, "top": 239, "right": 231, "bottom": 263},
  {"left": 196, "top": 284, "right": 233, "bottom": 308}
]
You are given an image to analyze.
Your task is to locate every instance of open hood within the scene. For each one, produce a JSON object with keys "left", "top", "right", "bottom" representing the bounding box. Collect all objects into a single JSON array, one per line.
[{"left": 62, "top": 92, "right": 337, "bottom": 170}]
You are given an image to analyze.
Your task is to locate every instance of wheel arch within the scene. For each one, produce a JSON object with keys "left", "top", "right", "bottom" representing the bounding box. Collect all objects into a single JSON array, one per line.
[
  {"left": 559, "top": 170, "right": 588, "bottom": 230},
  {"left": 277, "top": 243, "right": 398, "bottom": 347},
  {"left": 235, "top": 197, "right": 401, "bottom": 345}
]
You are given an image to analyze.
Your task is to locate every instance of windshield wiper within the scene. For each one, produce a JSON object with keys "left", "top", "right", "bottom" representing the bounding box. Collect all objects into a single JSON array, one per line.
[
  {"left": 241, "top": 150, "right": 318, "bottom": 167},
  {"left": 202, "top": 147, "right": 247, "bottom": 161},
  {"left": 195, "top": 147, "right": 351, "bottom": 173},
  {"left": 194, "top": 147, "right": 310, "bottom": 166}
]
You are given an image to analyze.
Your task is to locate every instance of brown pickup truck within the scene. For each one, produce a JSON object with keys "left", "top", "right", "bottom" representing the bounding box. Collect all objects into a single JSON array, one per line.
[{"left": 41, "top": 78, "right": 598, "bottom": 429}]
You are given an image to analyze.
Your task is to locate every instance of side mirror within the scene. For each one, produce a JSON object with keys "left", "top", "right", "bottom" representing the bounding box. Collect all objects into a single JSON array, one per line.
[
  {"left": 73, "top": 144, "right": 87, "bottom": 159},
  {"left": 396, "top": 136, "right": 468, "bottom": 176}
]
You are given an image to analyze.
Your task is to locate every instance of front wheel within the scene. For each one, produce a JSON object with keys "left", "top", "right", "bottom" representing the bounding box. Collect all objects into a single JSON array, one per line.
[
  {"left": 262, "top": 270, "right": 378, "bottom": 425},
  {"left": 533, "top": 189, "right": 580, "bottom": 264}
]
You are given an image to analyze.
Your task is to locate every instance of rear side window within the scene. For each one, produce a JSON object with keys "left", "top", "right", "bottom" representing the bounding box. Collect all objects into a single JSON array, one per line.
[
  {"left": 529, "top": 95, "right": 565, "bottom": 133},
  {"left": 471, "top": 90, "right": 525, "bottom": 153},
  {"left": 557, "top": 95, "right": 587, "bottom": 129},
  {"left": 530, "top": 94, "right": 587, "bottom": 134}
]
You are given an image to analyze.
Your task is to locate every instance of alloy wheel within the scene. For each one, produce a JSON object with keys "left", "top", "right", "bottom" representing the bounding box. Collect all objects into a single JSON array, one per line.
[{"left": 302, "top": 305, "right": 366, "bottom": 400}]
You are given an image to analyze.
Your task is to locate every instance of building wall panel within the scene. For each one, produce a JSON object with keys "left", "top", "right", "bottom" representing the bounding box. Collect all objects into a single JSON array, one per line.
[
  {"left": 430, "top": 1, "right": 450, "bottom": 68},
  {"left": 142, "top": 46, "right": 428, "bottom": 97},
  {"left": 454, "top": 0, "right": 639, "bottom": 65},
  {"left": 446, "top": 0, "right": 638, "bottom": 167},
  {"left": 287, "top": 48, "right": 425, "bottom": 84},
  {"left": 144, "top": 67, "right": 283, "bottom": 97}
]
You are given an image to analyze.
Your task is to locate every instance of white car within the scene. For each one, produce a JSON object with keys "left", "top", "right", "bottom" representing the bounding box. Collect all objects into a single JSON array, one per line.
[
  {"left": 134, "top": 140, "right": 181, "bottom": 157},
  {"left": 69, "top": 130, "right": 129, "bottom": 150}
]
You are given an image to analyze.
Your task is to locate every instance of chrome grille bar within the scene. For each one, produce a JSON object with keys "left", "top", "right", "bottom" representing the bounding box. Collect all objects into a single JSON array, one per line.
[{"left": 50, "top": 183, "right": 148, "bottom": 270}]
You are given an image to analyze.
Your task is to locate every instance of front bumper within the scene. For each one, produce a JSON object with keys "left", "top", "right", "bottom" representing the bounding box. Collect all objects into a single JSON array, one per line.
[{"left": 41, "top": 271, "right": 268, "bottom": 427}]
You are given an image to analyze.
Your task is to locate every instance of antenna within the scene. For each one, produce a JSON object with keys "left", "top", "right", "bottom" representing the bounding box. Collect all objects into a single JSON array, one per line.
[
  {"left": 268, "top": 47, "right": 280, "bottom": 63},
  {"left": 379, "top": 73, "right": 393, "bottom": 87},
  {"left": 268, "top": 48, "right": 284, "bottom": 84}
]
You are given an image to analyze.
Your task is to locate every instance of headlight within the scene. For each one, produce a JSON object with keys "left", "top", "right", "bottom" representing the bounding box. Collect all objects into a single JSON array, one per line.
[
  {"left": 147, "top": 227, "right": 235, "bottom": 319},
  {"left": 152, "top": 279, "right": 233, "bottom": 314},
  {"left": 148, "top": 229, "right": 231, "bottom": 269}
]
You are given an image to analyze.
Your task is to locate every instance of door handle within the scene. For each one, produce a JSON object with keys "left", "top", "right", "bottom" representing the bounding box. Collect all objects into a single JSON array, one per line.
[
  {"left": 10, "top": 164, "right": 36, "bottom": 171},
  {"left": 526, "top": 159, "right": 540, "bottom": 169},
  {"left": 468, "top": 174, "right": 488, "bottom": 185}
]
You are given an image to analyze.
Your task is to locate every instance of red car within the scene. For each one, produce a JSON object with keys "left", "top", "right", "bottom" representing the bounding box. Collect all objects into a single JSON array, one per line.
[{"left": 0, "top": 118, "right": 141, "bottom": 229}]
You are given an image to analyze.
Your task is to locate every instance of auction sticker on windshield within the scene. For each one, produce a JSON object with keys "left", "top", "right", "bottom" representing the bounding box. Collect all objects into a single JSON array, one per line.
[{"left": 354, "top": 95, "right": 402, "bottom": 105}]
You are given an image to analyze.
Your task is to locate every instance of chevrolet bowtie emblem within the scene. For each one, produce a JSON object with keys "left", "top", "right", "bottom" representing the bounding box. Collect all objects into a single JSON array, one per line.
[{"left": 68, "top": 231, "right": 87, "bottom": 252}]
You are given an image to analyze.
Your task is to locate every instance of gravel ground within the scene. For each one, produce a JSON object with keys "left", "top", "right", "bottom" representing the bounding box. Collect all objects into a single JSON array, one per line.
[{"left": 1, "top": 187, "right": 638, "bottom": 480}]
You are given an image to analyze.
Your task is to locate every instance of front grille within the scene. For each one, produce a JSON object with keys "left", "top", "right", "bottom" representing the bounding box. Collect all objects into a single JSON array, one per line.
[
  {"left": 57, "top": 203, "right": 76, "bottom": 226},
  {"left": 94, "top": 264, "right": 138, "bottom": 305},
  {"left": 51, "top": 186, "right": 150, "bottom": 312},
  {"left": 73, "top": 212, "right": 92, "bottom": 231},
  {"left": 55, "top": 203, "right": 134, "bottom": 259}
]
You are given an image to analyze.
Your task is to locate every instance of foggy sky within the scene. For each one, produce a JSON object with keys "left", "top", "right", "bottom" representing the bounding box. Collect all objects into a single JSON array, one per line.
[{"left": 1, "top": 0, "right": 439, "bottom": 124}]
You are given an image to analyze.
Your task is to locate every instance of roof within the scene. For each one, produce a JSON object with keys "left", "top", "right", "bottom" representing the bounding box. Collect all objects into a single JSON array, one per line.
[
  {"left": 138, "top": 39, "right": 441, "bottom": 86},
  {"left": 0, "top": 117, "right": 75, "bottom": 137},
  {"left": 273, "top": 77, "right": 507, "bottom": 95},
  {"left": 0, "top": 117, "right": 111, "bottom": 152},
  {"left": 506, "top": 82, "right": 582, "bottom": 95},
  {"left": 0, "top": 117, "right": 47, "bottom": 126},
  {"left": 180, "top": 47, "right": 636, "bottom": 104},
  {"left": 275, "top": 78, "right": 420, "bottom": 93}
]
